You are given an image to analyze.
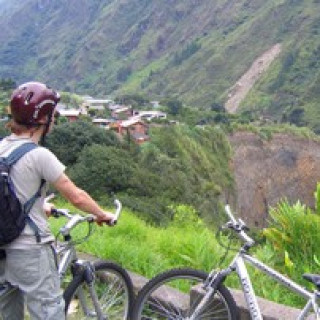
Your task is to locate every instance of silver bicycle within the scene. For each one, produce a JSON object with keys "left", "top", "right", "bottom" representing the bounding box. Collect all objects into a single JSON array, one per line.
[
  {"left": 0, "top": 198, "right": 134, "bottom": 320},
  {"left": 132, "top": 205, "right": 320, "bottom": 319},
  {"left": 53, "top": 198, "right": 134, "bottom": 319}
]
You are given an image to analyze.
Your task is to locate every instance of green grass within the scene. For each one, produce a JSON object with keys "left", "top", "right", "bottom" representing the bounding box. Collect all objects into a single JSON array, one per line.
[
  {"left": 229, "top": 122, "right": 319, "bottom": 141},
  {"left": 49, "top": 198, "right": 224, "bottom": 278},
  {"left": 50, "top": 196, "right": 320, "bottom": 309}
]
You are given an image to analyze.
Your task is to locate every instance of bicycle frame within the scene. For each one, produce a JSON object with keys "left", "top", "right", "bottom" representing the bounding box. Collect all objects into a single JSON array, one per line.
[
  {"left": 56, "top": 231, "right": 106, "bottom": 318},
  {"left": 56, "top": 242, "right": 77, "bottom": 279},
  {"left": 214, "top": 250, "right": 320, "bottom": 320}
]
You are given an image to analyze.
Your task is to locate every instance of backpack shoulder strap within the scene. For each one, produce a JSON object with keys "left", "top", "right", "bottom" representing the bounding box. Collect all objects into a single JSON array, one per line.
[
  {"left": 5, "top": 142, "right": 38, "bottom": 166},
  {"left": 4, "top": 142, "right": 43, "bottom": 243}
]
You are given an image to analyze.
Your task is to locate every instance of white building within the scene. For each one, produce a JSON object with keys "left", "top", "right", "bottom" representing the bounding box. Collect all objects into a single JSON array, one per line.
[
  {"left": 133, "top": 110, "right": 167, "bottom": 121},
  {"left": 82, "top": 98, "right": 114, "bottom": 110}
]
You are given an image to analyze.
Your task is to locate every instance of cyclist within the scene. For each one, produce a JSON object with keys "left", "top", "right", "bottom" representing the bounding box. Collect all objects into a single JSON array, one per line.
[{"left": 0, "top": 82, "right": 115, "bottom": 320}]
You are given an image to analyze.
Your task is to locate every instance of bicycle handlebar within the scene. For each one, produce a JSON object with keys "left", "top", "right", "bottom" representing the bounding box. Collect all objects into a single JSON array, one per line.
[
  {"left": 224, "top": 205, "right": 255, "bottom": 247},
  {"left": 51, "top": 198, "right": 122, "bottom": 236}
]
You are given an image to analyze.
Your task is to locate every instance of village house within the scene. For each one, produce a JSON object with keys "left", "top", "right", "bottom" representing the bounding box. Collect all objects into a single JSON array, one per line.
[
  {"left": 133, "top": 110, "right": 167, "bottom": 121},
  {"left": 55, "top": 96, "right": 168, "bottom": 144},
  {"left": 82, "top": 97, "right": 113, "bottom": 111},
  {"left": 56, "top": 108, "right": 82, "bottom": 122},
  {"left": 110, "top": 105, "right": 133, "bottom": 119},
  {"left": 111, "top": 117, "right": 149, "bottom": 144},
  {"left": 82, "top": 97, "right": 113, "bottom": 118},
  {"left": 92, "top": 118, "right": 115, "bottom": 129}
]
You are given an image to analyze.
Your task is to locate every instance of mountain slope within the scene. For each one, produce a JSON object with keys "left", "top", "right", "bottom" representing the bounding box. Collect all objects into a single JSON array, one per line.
[{"left": 0, "top": 0, "right": 320, "bottom": 125}]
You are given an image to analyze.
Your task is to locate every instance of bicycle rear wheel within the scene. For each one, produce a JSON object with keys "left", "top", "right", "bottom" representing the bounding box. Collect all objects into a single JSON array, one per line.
[
  {"left": 64, "top": 260, "right": 134, "bottom": 320},
  {"left": 132, "top": 268, "right": 239, "bottom": 319}
]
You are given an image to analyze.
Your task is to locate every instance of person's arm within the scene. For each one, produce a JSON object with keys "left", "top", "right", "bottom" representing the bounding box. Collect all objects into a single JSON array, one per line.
[{"left": 52, "top": 173, "right": 115, "bottom": 224}]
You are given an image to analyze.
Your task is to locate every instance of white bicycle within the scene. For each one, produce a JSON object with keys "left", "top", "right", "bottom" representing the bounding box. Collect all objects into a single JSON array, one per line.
[{"left": 132, "top": 205, "right": 320, "bottom": 319}]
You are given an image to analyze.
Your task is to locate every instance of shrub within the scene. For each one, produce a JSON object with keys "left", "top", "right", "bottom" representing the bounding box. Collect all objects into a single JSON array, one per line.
[{"left": 263, "top": 199, "right": 320, "bottom": 278}]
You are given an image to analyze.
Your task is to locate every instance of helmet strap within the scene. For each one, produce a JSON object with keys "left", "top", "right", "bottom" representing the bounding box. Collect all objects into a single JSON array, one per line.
[{"left": 39, "top": 110, "right": 53, "bottom": 146}]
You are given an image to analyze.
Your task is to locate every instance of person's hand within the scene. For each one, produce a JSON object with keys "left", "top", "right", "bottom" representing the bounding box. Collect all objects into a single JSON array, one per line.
[
  {"left": 96, "top": 211, "right": 116, "bottom": 226},
  {"left": 44, "top": 193, "right": 55, "bottom": 217},
  {"left": 43, "top": 201, "right": 55, "bottom": 217}
]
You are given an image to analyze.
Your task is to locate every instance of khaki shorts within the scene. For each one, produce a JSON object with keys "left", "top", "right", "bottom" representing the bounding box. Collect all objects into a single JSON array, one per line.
[{"left": 0, "top": 244, "right": 65, "bottom": 320}]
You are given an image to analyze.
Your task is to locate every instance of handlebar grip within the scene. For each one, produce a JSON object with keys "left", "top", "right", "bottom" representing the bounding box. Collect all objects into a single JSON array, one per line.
[
  {"left": 51, "top": 208, "right": 60, "bottom": 218},
  {"left": 99, "top": 198, "right": 122, "bottom": 226},
  {"left": 107, "top": 219, "right": 118, "bottom": 226},
  {"left": 113, "top": 199, "right": 122, "bottom": 222}
]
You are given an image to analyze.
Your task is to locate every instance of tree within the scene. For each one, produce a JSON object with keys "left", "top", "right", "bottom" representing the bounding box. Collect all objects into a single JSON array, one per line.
[
  {"left": 211, "top": 102, "right": 225, "bottom": 113},
  {"left": 165, "top": 98, "right": 183, "bottom": 116},
  {"left": 287, "top": 108, "right": 305, "bottom": 126},
  {"left": 116, "top": 66, "right": 132, "bottom": 82},
  {"left": 115, "top": 94, "right": 149, "bottom": 108},
  {"left": 172, "top": 41, "right": 201, "bottom": 66},
  {"left": 214, "top": 113, "right": 229, "bottom": 124},
  {"left": 59, "top": 92, "right": 83, "bottom": 108},
  {"left": 46, "top": 121, "right": 120, "bottom": 166},
  {"left": 69, "top": 145, "right": 135, "bottom": 198}
]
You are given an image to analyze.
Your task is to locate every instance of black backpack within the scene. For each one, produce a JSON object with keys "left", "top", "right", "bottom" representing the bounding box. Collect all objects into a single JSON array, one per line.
[{"left": 0, "top": 142, "right": 45, "bottom": 246}]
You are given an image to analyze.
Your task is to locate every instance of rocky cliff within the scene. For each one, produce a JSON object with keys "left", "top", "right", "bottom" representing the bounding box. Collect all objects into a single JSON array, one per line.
[{"left": 229, "top": 132, "right": 320, "bottom": 227}]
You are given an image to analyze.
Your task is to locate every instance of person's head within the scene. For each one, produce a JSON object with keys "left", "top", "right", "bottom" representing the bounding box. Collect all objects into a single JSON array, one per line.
[{"left": 8, "top": 82, "right": 60, "bottom": 141}]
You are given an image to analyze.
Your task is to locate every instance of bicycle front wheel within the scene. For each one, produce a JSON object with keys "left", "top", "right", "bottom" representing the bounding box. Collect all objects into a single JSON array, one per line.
[
  {"left": 64, "top": 260, "right": 134, "bottom": 320},
  {"left": 132, "top": 268, "right": 239, "bottom": 320}
]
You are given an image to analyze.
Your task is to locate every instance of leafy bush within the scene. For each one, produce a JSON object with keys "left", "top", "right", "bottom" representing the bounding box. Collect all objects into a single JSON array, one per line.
[
  {"left": 263, "top": 199, "right": 320, "bottom": 281},
  {"left": 46, "top": 121, "right": 120, "bottom": 166},
  {"left": 69, "top": 144, "right": 136, "bottom": 198},
  {"left": 170, "top": 204, "right": 204, "bottom": 229}
]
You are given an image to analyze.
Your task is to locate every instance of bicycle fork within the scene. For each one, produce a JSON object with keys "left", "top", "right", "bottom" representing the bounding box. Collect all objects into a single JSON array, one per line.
[
  {"left": 187, "top": 270, "right": 229, "bottom": 320},
  {"left": 76, "top": 261, "right": 107, "bottom": 320}
]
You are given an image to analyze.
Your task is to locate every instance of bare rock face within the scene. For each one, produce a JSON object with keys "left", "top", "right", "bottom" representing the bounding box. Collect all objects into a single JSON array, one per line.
[{"left": 229, "top": 131, "right": 320, "bottom": 227}]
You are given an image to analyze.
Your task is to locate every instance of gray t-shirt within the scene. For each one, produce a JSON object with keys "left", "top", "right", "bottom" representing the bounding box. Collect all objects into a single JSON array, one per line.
[{"left": 0, "top": 134, "right": 65, "bottom": 249}]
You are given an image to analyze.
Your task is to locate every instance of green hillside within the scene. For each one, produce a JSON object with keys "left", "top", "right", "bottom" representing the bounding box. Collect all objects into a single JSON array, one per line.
[{"left": 0, "top": 0, "right": 320, "bottom": 128}]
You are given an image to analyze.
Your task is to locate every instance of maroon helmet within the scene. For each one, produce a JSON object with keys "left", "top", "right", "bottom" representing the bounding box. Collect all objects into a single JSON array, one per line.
[{"left": 10, "top": 82, "right": 60, "bottom": 125}]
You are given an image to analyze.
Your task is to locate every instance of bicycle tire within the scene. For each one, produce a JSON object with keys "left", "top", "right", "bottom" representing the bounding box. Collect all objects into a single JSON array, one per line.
[
  {"left": 132, "top": 268, "right": 239, "bottom": 320},
  {"left": 64, "top": 260, "right": 134, "bottom": 320}
]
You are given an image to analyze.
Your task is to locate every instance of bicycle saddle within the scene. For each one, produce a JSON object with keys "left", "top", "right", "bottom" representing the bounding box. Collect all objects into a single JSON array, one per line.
[{"left": 303, "top": 274, "right": 320, "bottom": 290}]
